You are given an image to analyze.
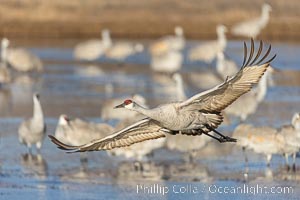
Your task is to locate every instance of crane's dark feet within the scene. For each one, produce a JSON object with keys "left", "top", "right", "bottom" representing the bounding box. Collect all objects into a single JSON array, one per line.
[{"left": 219, "top": 136, "right": 237, "bottom": 143}]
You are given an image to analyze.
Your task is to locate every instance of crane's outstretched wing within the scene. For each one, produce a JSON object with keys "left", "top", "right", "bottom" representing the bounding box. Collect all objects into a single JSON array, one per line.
[
  {"left": 49, "top": 118, "right": 169, "bottom": 153},
  {"left": 179, "top": 39, "right": 276, "bottom": 112}
]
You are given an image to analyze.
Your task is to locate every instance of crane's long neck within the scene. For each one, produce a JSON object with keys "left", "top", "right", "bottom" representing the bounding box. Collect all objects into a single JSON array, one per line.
[
  {"left": 174, "top": 76, "right": 187, "bottom": 101},
  {"left": 102, "top": 31, "right": 112, "bottom": 49},
  {"left": 259, "top": 8, "right": 270, "bottom": 27},
  {"left": 256, "top": 70, "right": 268, "bottom": 102},
  {"left": 1, "top": 42, "right": 7, "bottom": 63},
  {"left": 216, "top": 53, "right": 225, "bottom": 75},
  {"left": 217, "top": 29, "right": 226, "bottom": 50},
  {"left": 32, "top": 98, "right": 44, "bottom": 125},
  {"left": 129, "top": 104, "right": 158, "bottom": 119}
]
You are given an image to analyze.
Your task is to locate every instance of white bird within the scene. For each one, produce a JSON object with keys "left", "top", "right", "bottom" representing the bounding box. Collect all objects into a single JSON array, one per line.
[
  {"left": 149, "top": 26, "right": 185, "bottom": 56},
  {"left": 278, "top": 113, "right": 300, "bottom": 171},
  {"left": 216, "top": 51, "right": 238, "bottom": 80},
  {"left": 233, "top": 124, "right": 284, "bottom": 166},
  {"left": 1, "top": 38, "right": 43, "bottom": 72},
  {"left": 18, "top": 93, "right": 46, "bottom": 153},
  {"left": 231, "top": 3, "right": 272, "bottom": 39},
  {"left": 189, "top": 25, "right": 227, "bottom": 63},
  {"left": 49, "top": 40, "right": 276, "bottom": 154},
  {"left": 101, "top": 94, "right": 148, "bottom": 121},
  {"left": 105, "top": 42, "right": 144, "bottom": 61},
  {"left": 150, "top": 50, "right": 183, "bottom": 74},
  {"left": 73, "top": 29, "right": 112, "bottom": 61}
]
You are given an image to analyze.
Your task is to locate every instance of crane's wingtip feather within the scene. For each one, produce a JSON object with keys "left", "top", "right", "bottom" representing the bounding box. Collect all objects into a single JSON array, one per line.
[{"left": 48, "top": 134, "right": 80, "bottom": 151}]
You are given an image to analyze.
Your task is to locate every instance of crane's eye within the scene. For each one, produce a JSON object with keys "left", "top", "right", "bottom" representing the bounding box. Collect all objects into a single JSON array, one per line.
[{"left": 124, "top": 99, "right": 132, "bottom": 105}]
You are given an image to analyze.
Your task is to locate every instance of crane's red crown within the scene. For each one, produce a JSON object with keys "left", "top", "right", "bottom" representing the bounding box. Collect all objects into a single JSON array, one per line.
[{"left": 124, "top": 99, "right": 133, "bottom": 105}]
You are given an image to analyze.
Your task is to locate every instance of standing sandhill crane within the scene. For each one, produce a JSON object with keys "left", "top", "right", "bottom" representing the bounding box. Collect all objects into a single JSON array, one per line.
[
  {"left": 18, "top": 93, "right": 46, "bottom": 153},
  {"left": 233, "top": 124, "right": 284, "bottom": 166},
  {"left": 105, "top": 42, "right": 144, "bottom": 61},
  {"left": 73, "top": 29, "right": 112, "bottom": 61},
  {"left": 1, "top": 38, "right": 43, "bottom": 72},
  {"left": 278, "top": 113, "right": 300, "bottom": 171},
  {"left": 231, "top": 3, "right": 272, "bottom": 39},
  {"left": 49, "top": 39, "right": 276, "bottom": 153},
  {"left": 150, "top": 50, "right": 183, "bottom": 74},
  {"left": 188, "top": 25, "right": 227, "bottom": 63},
  {"left": 149, "top": 26, "right": 185, "bottom": 56}
]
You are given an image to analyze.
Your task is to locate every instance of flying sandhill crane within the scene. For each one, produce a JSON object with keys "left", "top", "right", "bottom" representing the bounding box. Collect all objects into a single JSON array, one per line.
[
  {"left": 73, "top": 29, "right": 112, "bottom": 61},
  {"left": 49, "top": 39, "right": 276, "bottom": 153},
  {"left": 231, "top": 3, "right": 272, "bottom": 39},
  {"left": 188, "top": 25, "right": 227, "bottom": 63},
  {"left": 101, "top": 94, "right": 148, "bottom": 121},
  {"left": 19, "top": 93, "right": 46, "bottom": 153},
  {"left": 1, "top": 38, "right": 43, "bottom": 72}
]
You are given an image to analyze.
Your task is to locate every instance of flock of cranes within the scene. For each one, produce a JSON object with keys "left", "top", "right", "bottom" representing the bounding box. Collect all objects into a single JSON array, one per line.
[{"left": 1, "top": 3, "right": 299, "bottom": 176}]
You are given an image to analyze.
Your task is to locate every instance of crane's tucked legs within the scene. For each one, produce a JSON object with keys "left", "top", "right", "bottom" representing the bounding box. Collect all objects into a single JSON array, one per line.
[{"left": 203, "top": 125, "right": 237, "bottom": 143}]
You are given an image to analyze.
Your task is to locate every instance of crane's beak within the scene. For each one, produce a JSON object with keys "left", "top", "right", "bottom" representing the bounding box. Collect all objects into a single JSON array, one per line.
[{"left": 114, "top": 103, "right": 125, "bottom": 109}]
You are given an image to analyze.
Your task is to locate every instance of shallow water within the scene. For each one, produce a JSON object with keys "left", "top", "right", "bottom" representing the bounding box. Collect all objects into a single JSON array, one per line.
[{"left": 1, "top": 40, "right": 300, "bottom": 199}]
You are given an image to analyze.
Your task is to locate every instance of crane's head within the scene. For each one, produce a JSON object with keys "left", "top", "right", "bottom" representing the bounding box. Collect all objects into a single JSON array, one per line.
[
  {"left": 174, "top": 26, "right": 184, "bottom": 36},
  {"left": 114, "top": 99, "right": 135, "bottom": 109},
  {"left": 33, "top": 93, "right": 41, "bottom": 104},
  {"left": 262, "top": 3, "right": 272, "bottom": 13},
  {"left": 292, "top": 113, "right": 300, "bottom": 130},
  {"left": 1, "top": 38, "right": 9, "bottom": 49},
  {"left": 59, "top": 114, "right": 70, "bottom": 126},
  {"left": 216, "top": 24, "right": 228, "bottom": 34}
]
